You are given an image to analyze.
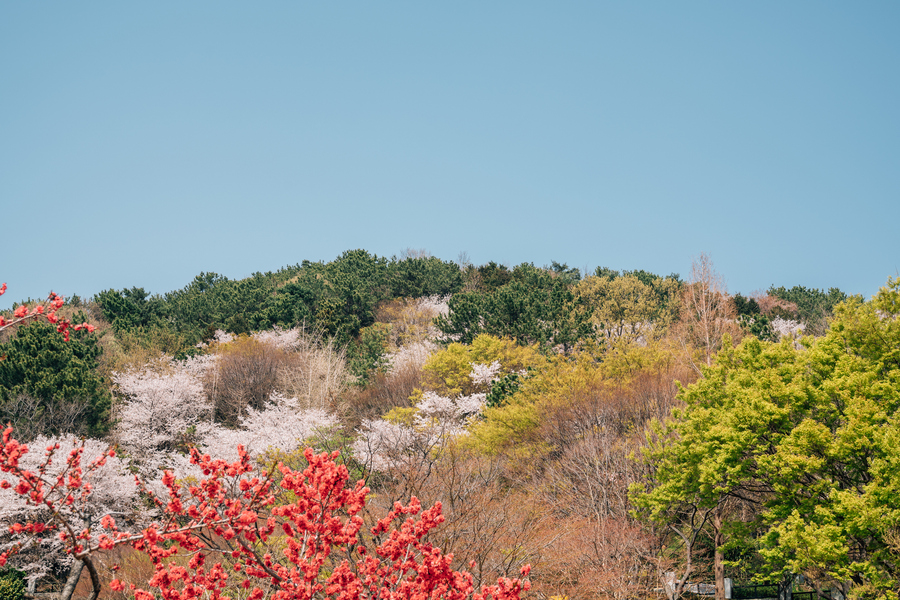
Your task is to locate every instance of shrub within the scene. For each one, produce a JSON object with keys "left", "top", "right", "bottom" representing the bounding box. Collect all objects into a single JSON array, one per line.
[{"left": 0, "top": 570, "right": 24, "bottom": 600}]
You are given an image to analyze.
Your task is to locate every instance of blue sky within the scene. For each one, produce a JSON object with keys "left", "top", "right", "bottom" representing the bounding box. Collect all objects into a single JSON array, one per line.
[{"left": 2, "top": 2, "right": 898, "bottom": 309}]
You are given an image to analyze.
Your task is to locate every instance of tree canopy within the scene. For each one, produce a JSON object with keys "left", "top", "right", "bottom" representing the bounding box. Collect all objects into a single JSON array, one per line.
[{"left": 632, "top": 276, "right": 900, "bottom": 600}]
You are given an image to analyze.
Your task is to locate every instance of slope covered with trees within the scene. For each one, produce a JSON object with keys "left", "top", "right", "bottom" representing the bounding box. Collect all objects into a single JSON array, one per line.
[{"left": 2, "top": 250, "right": 887, "bottom": 600}]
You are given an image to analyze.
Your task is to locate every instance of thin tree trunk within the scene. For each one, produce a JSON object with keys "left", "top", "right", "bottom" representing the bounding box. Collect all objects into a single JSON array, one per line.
[
  {"left": 59, "top": 555, "right": 101, "bottom": 600},
  {"left": 714, "top": 507, "right": 726, "bottom": 600},
  {"left": 58, "top": 559, "right": 84, "bottom": 600}
]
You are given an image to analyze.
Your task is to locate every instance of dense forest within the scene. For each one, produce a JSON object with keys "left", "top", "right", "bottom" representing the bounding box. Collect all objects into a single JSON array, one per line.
[{"left": 2, "top": 249, "right": 898, "bottom": 600}]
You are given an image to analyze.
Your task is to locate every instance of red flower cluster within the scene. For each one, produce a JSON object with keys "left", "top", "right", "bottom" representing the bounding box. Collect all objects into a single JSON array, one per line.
[
  {"left": 0, "top": 427, "right": 530, "bottom": 600},
  {"left": 0, "top": 283, "right": 94, "bottom": 340}
]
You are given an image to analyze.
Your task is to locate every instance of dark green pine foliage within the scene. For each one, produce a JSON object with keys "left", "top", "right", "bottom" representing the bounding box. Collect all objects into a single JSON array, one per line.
[
  {"left": 0, "top": 320, "right": 110, "bottom": 436},
  {"left": 255, "top": 250, "right": 390, "bottom": 345},
  {"left": 733, "top": 293, "right": 776, "bottom": 341},
  {"left": 436, "top": 263, "right": 592, "bottom": 350},
  {"left": 477, "top": 262, "right": 513, "bottom": 292},
  {"left": 97, "top": 266, "right": 303, "bottom": 347},
  {"left": 386, "top": 255, "right": 463, "bottom": 299},
  {"left": 485, "top": 368, "right": 531, "bottom": 409},
  {"left": 767, "top": 284, "right": 851, "bottom": 335},
  {"left": 346, "top": 323, "right": 391, "bottom": 385},
  {"left": 95, "top": 286, "right": 165, "bottom": 332},
  {"left": 256, "top": 250, "right": 465, "bottom": 346}
]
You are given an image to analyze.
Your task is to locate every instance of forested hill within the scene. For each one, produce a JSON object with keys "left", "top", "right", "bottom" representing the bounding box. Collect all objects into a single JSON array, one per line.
[
  {"left": 27, "top": 249, "right": 847, "bottom": 352},
  {"left": 4, "top": 248, "right": 892, "bottom": 600}
]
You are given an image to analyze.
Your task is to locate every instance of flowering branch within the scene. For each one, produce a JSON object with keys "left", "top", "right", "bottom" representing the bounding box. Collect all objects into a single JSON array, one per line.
[
  {"left": 1, "top": 424, "right": 531, "bottom": 600},
  {"left": 0, "top": 283, "right": 94, "bottom": 341}
]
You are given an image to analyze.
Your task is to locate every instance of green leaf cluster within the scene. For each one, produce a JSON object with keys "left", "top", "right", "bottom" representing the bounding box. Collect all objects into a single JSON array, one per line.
[
  {"left": 575, "top": 271, "right": 682, "bottom": 344},
  {"left": 420, "top": 334, "right": 542, "bottom": 398},
  {"left": 0, "top": 569, "right": 25, "bottom": 600},
  {"left": 632, "top": 277, "right": 900, "bottom": 599}
]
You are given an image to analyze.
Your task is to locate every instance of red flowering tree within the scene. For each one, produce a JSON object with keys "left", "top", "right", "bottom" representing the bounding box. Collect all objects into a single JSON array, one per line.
[
  {"left": 1, "top": 281, "right": 530, "bottom": 600},
  {"left": 0, "top": 429, "right": 530, "bottom": 600}
]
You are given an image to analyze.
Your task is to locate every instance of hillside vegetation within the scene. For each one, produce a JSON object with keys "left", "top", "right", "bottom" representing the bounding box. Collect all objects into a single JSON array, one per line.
[{"left": 4, "top": 249, "right": 894, "bottom": 600}]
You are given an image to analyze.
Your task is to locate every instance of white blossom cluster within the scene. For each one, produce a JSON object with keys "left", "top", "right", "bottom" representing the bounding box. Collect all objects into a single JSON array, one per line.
[
  {"left": 386, "top": 340, "right": 438, "bottom": 373},
  {"left": 470, "top": 360, "right": 502, "bottom": 387},
  {"left": 112, "top": 357, "right": 213, "bottom": 464},
  {"left": 0, "top": 436, "right": 137, "bottom": 587},
  {"left": 5, "top": 325, "right": 345, "bottom": 586},
  {"left": 416, "top": 294, "right": 450, "bottom": 318},
  {"left": 196, "top": 329, "right": 235, "bottom": 348},
  {"left": 198, "top": 392, "right": 337, "bottom": 465},
  {"left": 353, "top": 390, "right": 486, "bottom": 472},
  {"left": 251, "top": 326, "right": 304, "bottom": 350},
  {"left": 113, "top": 330, "right": 339, "bottom": 476},
  {"left": 771, "top": 317, "right": 805, "bottom": 340}
]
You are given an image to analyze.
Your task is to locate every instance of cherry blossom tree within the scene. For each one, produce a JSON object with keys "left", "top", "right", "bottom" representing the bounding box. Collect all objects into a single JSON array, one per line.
[
  {"left": 353, "top": 380, "right": 487, "bottom": 474},
  {"left": 0, "top": 434, "right": 136, "bottom": 593},
  {"left": 2, "top": 283, "right": 528, "bottom": 600},
  {"left": 112, "top": 355, "right": 214, "bottom": 472},
  {"left": 199, "top": 391, "right": 337, "bottom": 464}
]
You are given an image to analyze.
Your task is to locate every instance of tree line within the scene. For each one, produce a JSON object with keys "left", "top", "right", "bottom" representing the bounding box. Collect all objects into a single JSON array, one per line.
[{"left": 1, "top": 249, "right": 877, "bottom": 600}]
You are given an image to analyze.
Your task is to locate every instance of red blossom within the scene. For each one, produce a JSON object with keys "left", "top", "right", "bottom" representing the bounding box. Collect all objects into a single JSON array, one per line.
[{"left": 0, "top": 421, "right": 530, "bottom": 600}]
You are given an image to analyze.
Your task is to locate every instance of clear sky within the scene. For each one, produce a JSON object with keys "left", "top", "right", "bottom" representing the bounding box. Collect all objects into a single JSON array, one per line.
[{"left": 2, "top": 2, "right": 898, "bottom": 309}]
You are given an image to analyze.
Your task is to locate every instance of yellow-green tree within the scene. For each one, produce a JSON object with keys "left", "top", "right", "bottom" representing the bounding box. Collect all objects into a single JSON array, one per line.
[
  {"left": 419, "top": 334, "right": 542, "bottom": 398},
  {"left": 632, "top": 276, "right": 900, "bottom": 600},
  {"left": 575, "top": 273, "right": 681, "bottom": 346}
]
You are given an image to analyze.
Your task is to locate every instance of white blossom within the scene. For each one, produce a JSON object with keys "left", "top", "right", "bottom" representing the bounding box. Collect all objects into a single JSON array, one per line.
[
  {"left": 0, "top": 436, "right": 137, "bottom": 586},
  {"left": 454, "top": 392, "right": 487, "bottom": 417},
  {"left": 112, "top": 357, "right": 212, "bottom": 472},
  {"left": 470, "top": 361, "right": 502, "bottom": 386},
  {"left": 352, "top": 419, "right": 419, "bottom": 472},
  {"left": 252, "top": 326, "right": 304, "bottom": 350},
  {"left": 416, "top": 295, "right": 450, "bottom": 319},
  {"left": 353, "top": 391, "right": 485, "bottom": 473},
  {"left": 772, "top": 317, "right": 805, "bottom": 340},
  {"left": 196, "top": 329, "right": 235, "bottom": 348},
  {"left": 199, "top": 392, "right": 337, "bottom": 463},
  {"left": 386, "top": 340, "right": 438, "bottom": 373}
]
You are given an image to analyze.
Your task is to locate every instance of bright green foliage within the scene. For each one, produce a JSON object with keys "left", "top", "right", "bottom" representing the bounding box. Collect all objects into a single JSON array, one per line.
[
  {"left": 873, "top": 276, "right": 900, "bottom": 315},
  {"left": 632, "top": 277, "right": 900, "bottom": 599},
  {"left": 0, "top": 321, "right": 110, "bottom": 436},
  {"left": 436, "top": 263, "right": 592, "bottom": 349},
  {"left": 419, "top": 334, "right": 543, "bottom": 398},
  {"left": 0, "top": 569, "right": 25, "bottom": 600},
  {"left": 575, "top": 273, "right": 681, "bottom": 343},
  {"left": 469, "top": 339, "right": 688, "bottom": 458},
  {"left": 467, "top": 352, "right": 603, "bottom": 457}
]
